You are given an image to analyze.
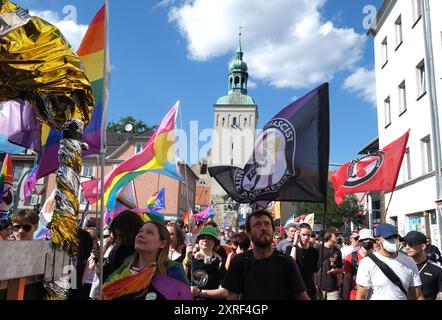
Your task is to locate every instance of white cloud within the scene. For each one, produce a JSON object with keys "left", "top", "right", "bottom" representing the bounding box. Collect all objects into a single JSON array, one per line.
[
  {"left": 343, "top": 67, "right": 377, "bottom": 106},
  {"left": 29, "top": 10, "right": 88, "bottom": 51},
  {"left": 168, "top": 0, "right": 366, "bottom": 89},
  {"left": 248, "top": 79, "right": 257, "bottom": 89}
]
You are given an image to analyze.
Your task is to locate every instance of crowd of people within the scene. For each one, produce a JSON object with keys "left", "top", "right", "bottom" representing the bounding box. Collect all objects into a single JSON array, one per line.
[{"left": 1, "top": 207, "right": 441, "bottom": 300}]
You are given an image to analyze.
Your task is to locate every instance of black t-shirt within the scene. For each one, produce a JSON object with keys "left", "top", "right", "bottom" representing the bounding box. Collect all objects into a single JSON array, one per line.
[
  {"left": 222, "top": 250, "right": 306, "bottom": 300},
  {"left": 285, "top": 245, "right": 319, "bottom": 293},
  {"left": 190, "top": 255, "right": 226, "bottom": 292},
  {"left": 317, "top": 246, "right": 342, "bottom": 291},
  {"left": 417, "top": 260, "right": 442, "bottom": 300}
]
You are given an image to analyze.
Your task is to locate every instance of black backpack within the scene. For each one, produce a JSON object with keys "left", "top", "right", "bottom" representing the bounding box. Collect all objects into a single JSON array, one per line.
[{"left": 240, "top": 250, "right": 291, "bottom": 299}]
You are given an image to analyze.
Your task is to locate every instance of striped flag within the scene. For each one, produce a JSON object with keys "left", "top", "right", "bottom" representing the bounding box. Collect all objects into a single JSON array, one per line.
[
  {"left": 22, "top": 3, "right": 110, "bottom": 193},
  {"left": 182, "top": 208, "right": 192, "bottom": 224},
  {"left": 0, "top": 154, "right": 14, "bottom": 215},
  {"left": 81, "top": 102, "right": 182, "bottom": 211}
]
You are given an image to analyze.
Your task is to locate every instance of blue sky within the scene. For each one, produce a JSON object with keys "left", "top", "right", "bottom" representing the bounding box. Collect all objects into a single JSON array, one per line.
[{"left": 14, "top": 0, "right": 383, "bottom": 166}]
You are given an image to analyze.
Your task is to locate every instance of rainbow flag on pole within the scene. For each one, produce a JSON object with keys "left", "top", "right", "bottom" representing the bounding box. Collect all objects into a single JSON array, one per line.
[
  {"left": 81, "top": 102, "right": 182, "bottom": 211},
  {"left": 22, "top": 2, "right": 110, "bottom": 195},
  {"left": 146, "top": 188, "right": 165, "bottom": 211},
  {"left": 0, "top": 154, "right": 14, "bottom": 216}
]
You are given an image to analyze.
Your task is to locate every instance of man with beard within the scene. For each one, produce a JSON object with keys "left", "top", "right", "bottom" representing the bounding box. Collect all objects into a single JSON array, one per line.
[{"left": 222, "top": 209, "right": 309, "bottom": 300}]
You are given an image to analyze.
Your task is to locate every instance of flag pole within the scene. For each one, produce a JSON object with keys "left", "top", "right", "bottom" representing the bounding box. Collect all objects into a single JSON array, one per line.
[
  {"left": 318, "top": 200, "right": 328, "bottom": 300},
  {"left": 178, "top": 102, "right": 191, "bottom": 218},
  {"left": 99, "top": 0, "right": 110, "bottom": 299}
]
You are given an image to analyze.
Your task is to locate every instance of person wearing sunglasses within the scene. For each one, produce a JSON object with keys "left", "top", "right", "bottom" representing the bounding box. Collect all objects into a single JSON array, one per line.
[
  {"left": 0, "top": 218, "right": 13, "bottom": 240},
  {"left": 343, "top": 229, "right": 375, "bottom": 300},
  {"left": 356, "top": 223, "right": 423, "bottom": 300},
  {"left": 10, "top": 209, "right": 39, "bottom": 241},
  {"left": 402, "top": 231, "right": 442, "bottom": 300}
]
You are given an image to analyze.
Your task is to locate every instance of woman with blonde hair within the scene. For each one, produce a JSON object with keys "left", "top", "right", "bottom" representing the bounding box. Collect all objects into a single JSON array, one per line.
[{"left": 103, "top": 221, "right": 191, "bottom": 300}]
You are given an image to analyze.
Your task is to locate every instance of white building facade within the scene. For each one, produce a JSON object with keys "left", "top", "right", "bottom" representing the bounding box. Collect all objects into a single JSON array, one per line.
[{"left": 370, "top": 0, "right": 442, "bottom": 249}]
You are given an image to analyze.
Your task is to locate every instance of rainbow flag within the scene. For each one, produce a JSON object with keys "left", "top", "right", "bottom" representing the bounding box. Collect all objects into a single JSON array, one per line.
[
  {"left": 81, "top": 102, "right": 182, "bottom": 211},
  {"left": 0, "top": 154, "right": 14, "bottom": 215},
  {"left": 146, "top": 188, "right": 165, "bottom": 211},
  {"left": 182, "top": 208, "right": 192, "bottom": 224},
  {"left": 22, "top": 3, "right": 109, "bottom": 193}
]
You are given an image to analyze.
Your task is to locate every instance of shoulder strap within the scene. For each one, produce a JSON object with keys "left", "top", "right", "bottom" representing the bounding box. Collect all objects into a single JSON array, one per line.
[{"left": 367, "top": 253, "right": 408, "bottom": 296}]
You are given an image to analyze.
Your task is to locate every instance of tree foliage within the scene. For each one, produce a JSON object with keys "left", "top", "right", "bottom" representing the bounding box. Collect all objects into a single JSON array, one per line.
[
  {"left": 295, "top": 183, "right": 363, "bottom": 232},
  {"left": 107, "top": 116, "right": 157, "bottom": 133}
]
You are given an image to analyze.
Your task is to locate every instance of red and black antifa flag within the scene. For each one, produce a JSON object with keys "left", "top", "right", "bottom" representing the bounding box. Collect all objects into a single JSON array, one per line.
[
  {"left": 331, "top": 130, "right": 410, "bottom": 205},
  {"left": 209, "top": 83, "right": 330, "bottom": 204}
]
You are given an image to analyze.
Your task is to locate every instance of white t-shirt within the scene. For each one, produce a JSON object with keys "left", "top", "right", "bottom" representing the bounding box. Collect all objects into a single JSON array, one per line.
[{"left": 356, "top": 251, "right": 422, "bottom": 300}]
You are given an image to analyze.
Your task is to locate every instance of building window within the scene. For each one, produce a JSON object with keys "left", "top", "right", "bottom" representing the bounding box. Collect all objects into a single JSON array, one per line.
[
  {"left": 416, "top": 59, "right": 426, "bottom": 98},
  {"left": 403, "top": 147, "right": 411, "bottom": 181},
  {"left": 82, "top": 164, "right": 94, "bottom": 178},
  {"left": 381, "top": 37, "right": 388, "bottom": 67},
  {"left": 395, "top": 15, "right": 403, "bottom": 49},
  {"left": 398, "top": 81, "right": 407, "bottom": 115},
  {"left": 384, "top": 97, "right": 391, "bottom": 127},
  {"left": 135, "top": 143, "right": 143, "bottom": 154},
  {"left": 13, "top": 163, "right": 25, "bottom": 182},
  {"left": 421, "top": 135, "right": 433, "bottom": 174},
  {"left": 79, "top": 191, "right": 88, "bottom": 204},
  {"left": 232, "top": 117, "right": 237, "bottom": 126},
  {"left": 222, "top": 118, "right": 225, "bottom": 126},
  {"left": 411, "top": 0, "right": 422, "bottom": 26},
  {"left": 24, "top": 192, "right": 39, "bottom": 206}
]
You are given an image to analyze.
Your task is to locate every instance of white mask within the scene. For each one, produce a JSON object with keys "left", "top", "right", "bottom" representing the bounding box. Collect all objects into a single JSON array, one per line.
[{"left": 382, "top": 237, "right": 399, "bottom": 253}]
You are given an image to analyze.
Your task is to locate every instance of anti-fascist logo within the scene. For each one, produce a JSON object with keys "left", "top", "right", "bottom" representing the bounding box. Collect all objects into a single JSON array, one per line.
[
  {"left": 0, "top": 182, "right": 13, "bottom": 214},
  {"left": 234, "top": 118, "right": 296, "bottom": 200},
  {"left": 344, "top": 152, "right": 384, "bottom": 188}
]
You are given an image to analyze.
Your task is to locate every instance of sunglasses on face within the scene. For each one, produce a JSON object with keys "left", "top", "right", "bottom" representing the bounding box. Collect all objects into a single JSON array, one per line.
[{"left": 12, "top": 224, "right": 32, "bottom": 232}]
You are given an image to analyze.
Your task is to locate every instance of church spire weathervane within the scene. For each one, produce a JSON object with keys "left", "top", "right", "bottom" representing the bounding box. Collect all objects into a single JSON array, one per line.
[{"left": 228, "top": 26, "right": 248, "bottom": 95}]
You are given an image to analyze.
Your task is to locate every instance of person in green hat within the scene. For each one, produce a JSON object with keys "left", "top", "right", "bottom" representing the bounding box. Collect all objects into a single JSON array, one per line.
[{"left": 183, "top": 225, "right": 227, "bottom": 300}]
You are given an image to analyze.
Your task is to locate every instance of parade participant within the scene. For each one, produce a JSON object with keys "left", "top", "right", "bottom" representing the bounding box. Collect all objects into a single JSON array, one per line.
[
  {"left": 343, "top": 229, "right": 375, "bottom": 300},
  {"left": 103, "top": 221, "right": 191, "bottom": 300},
  {"left": 10, "top": 209, "right": 39, "bottom": 241},
  {"left": 402, "top": 231, "right": 442, "bottom": 300},
  {"left": 273, "top": 232, "right": 282, "bottom": 249},
  {"left": 425, "top": 238, "right": 442, "bottom": 265},
  {"left": 226, "top": 232, "right": 251, "bottom": 270},
  {"left": 167, "top": 222, "right": 186, "bottom": 263},
  {"left": 0, "top": 218, "right": 12, "bottom": 240},
  {"left": 185, "top": 219, "right": 198, "bottom": 245},
  {"left": 277, "top": 223, "right": 297, "bottom": 253},
  {"left": 341, "top": 232, "right": 359, "bottom": 261},
  {"left": 317, "top": 227, "right": 343, "bottom": 300},
  {"left": 356, "top": 223, "right": 423, "bottom": 300},
  {"left": 223, "top": 209, "right": 309, "bottom": 300},
  {"left": 286, "top": 223, "right": 319, "bottom": 299},
  {"left": 68, "top": 228, "right": 93, "bottom": 300},
  {"left": 183, "top": 226, "right": 227, "bottom": 300},
  {"left": 100, "top": 211, "right": 144, "bottom": 280}
]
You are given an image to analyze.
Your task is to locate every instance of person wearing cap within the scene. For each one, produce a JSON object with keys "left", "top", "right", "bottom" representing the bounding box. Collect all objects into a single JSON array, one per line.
[
  {"left": 317, "top": 227, "right": 343, "bottom": 300},
  {"left": 277, "top": 223, "right": 297, "bottom": 254},
  {"left": 343, "top": 229, "right": 375, "bottom": 300},
  {"left": 183, "top": 225, "right": 227, "bottom": 300},
  {"left": 402, "top": 231, "right": 442, "bottom": 300},
  {"left": 356, "top": 223, "right": 423, "bottom": 300}
]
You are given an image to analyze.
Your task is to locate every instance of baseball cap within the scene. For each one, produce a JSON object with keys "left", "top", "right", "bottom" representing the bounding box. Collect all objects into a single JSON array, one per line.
[
  {"left": 402, "top": 231, "right": 427, "bottom": 246},
  {"left": 375, "top": 223, "right": 400, "bottom": 239},
  {"left": 358, "top": 229, "right": 374, "bottom": 241}
]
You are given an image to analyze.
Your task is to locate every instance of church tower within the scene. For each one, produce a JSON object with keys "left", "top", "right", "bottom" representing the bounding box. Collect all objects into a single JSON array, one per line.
[{"left": 210, "top": 32, "right": 258, "bottom": 226}]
